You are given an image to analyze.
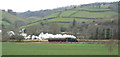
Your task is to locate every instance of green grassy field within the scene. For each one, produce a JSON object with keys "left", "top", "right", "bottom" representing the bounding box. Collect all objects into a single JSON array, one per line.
[
  {"left": 75, "top": 8, "right": 111, "bottom": 11},
  {"left": 71, "top": 11, "right": 117, "bottom": 18},
  {"left": 20, "top": 21, "right": 42, "bottom": 29},
  {"left": 45, "top": 12, "right": 60, "bottom": 18},
  {"left": 20, "top": 17, "right": 94, "bottom": 28},
  {"left": 26, "top": 16, "right": 40, "bottom": 22},
  {"left": 2, "top": 11, "right": 29, "bottom": 27},
  {"left": 60, "top": 11, "right": 77, "bottom": 17},
  {"left": 2, "top": 11, "right": 28, "bottom": 23},
  {"left": 2, "top": 42, "right": 118, "bottom": 55},
  {"left": 0, "top": 21, "right": 10, "bottom": 26},
  {"left": 20, "top": 7, "right": 118, "bottom": 29},
  {"left": 47, "top": 18, "right": 93, "bottom": 22}
]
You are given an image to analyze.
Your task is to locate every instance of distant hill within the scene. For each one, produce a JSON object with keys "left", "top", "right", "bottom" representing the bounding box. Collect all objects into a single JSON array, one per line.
[
  {"left": 16, "top": 2, "right": 119, "bottom": 19},
  {"left": 20, "top": 1, "right": 119, "bottom": 28},
  {"left": 1, "top": 1, "right": 119, "bottom": 29},
  {"left": 1, "top": 1, "right": 119, "bottom": 40}
]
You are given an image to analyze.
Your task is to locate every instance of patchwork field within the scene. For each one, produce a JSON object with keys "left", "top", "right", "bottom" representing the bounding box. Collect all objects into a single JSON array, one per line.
[
  {"left": 45, "top": 12, "right": 60, "bottom": 18},
  {"left": 19, "top": 6, "right": 118, "bottom": 29},
  {"left": 47, "top": 18, "right": 93, "bottom": 22},
  {"left": 71, "top": 11, "right": 117, "bottom": 18},
  {"left": 0, "top": 21, "right": 10, "bottom": 26},
  {"left": 75, "top": 8, "right": 111, "bottom": 11},
  {"left": 2, "top": 11, "right": 28, "bottom": 24},
  {"left": 59, "top": 10, "right": 77, "bottom": 17},
  {"left": 2, "top": 42, "right": 118, "bottom": 55}
]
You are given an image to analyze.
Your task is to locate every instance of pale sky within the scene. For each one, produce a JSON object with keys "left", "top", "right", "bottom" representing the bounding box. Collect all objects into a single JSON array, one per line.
[{"left": 0, "top": 0, "right": 119, "bottom": 12}]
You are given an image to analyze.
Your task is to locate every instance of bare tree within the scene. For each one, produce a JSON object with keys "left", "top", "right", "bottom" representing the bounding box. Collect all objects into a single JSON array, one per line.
[{"left": 48, "top": 23, "right": 60, "bottom": 34}]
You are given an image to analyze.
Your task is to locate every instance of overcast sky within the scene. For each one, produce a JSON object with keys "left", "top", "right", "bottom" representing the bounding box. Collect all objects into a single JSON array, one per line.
[{"left": 0, "top": 0, "right": 119, "bottom": 12}]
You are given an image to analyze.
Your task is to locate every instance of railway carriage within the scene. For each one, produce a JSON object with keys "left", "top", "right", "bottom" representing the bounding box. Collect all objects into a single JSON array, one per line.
[{"left": 48, "top": 38, "right": 78, "bottom": 42}]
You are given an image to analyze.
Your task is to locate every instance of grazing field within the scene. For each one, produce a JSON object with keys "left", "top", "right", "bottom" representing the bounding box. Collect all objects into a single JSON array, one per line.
[
  {"left": 75, "top": 8, "right": 111, "bottom": 11},
  {"left": 26, "top": 16, "right": 40, "bottom": 22},
  {"left": 20, "top": 7, "right": 118, "bottom": 29},
  {"left": 20, "top": 22, "right": 41, "bottom": 28},
  {"left": 20, "top": 17, "right": 94, "bottom": 28},
  {"left": 0, "top": 21, "right": 10, "bottom": 26},
  {"left": 45, "top": 12, "right": 60, "bottom": 18},
  {"left": 71, "top": 11, "right": 117, "bottom": 18},
  {"left": 59, "top": 11, "right": 77, "bottom": 17},
  {"left": 47, "top": 18, "right": 93, "bottom": 22},
  {"left": 2, "top": 42, "right": 118, "bottom": 55},
  {"left": 2, "top": 11, "right": 28, "bottom": 23}
]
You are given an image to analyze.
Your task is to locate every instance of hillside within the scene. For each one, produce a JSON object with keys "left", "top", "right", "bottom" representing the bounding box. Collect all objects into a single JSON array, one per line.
[
  {"left": 20, "top": 2, "right": 118, "bottom": 29},
  {"left": 1, "top": 11, "right": 29, "bottom": 28},
  {"left": 16, "top": 2, "right": 119, "bottom": 19},
  {"left": 1, "top": 1, "right": 119, "bottom": 40}
]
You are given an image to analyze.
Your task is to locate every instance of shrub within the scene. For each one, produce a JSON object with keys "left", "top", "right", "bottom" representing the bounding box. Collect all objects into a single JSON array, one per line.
[{"left": 10, "top": 35, "right": 24, "bottom": 42}]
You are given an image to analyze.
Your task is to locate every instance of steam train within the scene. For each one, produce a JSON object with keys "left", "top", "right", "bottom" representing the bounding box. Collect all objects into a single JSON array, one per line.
[{"left": 48, "top": 38, "right": 78, "bottom": 42}]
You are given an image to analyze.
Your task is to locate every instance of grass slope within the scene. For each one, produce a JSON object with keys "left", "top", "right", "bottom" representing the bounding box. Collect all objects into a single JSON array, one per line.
[
  {"left": 2, "top": 11, "right": 28, "bottom": 24},
  {"left": 2, "top": 42, "right": 118, "bottom": 55},
  {"left": 48, "top": 18, "right": 93, "bottom": 22},
  {"left": 71, "top": 11, "right": 117, "bottom": 18},
  {"left": 26, "top": 16, "right": 40, "bottom": 22},
  {"left": 45, "top": 12, "right": 60, "bottom": 18},
  {"left": 75, "top": 8, "right": 111, "bottom": 11},
  {"left": 0, "top": 21, "right": 10, "bottom": 26},
  {"left": 21, "top": 7, "right": 118, "bottom": 28},
  {"left": 60, "top": 11, "right": 77, "bottom": 17}
]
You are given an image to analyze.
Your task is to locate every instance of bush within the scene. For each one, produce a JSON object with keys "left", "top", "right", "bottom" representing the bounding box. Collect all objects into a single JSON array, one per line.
[{"left": 10, "top": 35, "right": 25, "bottom": 42}]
